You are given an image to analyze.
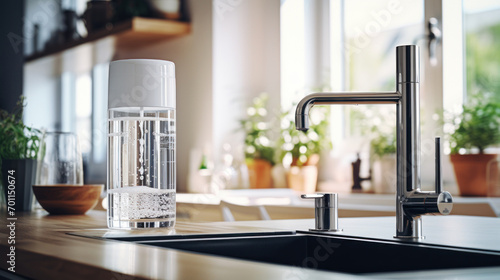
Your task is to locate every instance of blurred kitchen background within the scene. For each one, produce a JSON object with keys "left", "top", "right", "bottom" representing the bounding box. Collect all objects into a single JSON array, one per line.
[{"left": 1, "top": 0, "right": 499, "bottom": 198}]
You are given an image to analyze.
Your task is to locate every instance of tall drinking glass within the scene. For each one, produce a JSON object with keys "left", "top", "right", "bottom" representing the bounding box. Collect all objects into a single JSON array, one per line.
[
  {"left": 107, "top": 59, "right": 176, "bottom": 229},
  {"left": 35, "top": 132, "right": 83, "bottom": 186}
]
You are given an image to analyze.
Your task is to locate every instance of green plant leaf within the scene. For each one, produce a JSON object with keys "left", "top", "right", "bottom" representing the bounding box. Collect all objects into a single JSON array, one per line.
[
  {"left": 447, "top": 94, "right": 500, "bottom": 154},
  {"left": 0, "top": 96, "right": 41, "bottom": 160}
]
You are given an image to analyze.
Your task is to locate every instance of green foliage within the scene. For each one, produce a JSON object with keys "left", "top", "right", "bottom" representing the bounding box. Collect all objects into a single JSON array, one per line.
[
  {"left": 350, "top": 105, "right": 397, "bottom": 158},
  {"left": 466, "top": 23, "right": 500, "bottom": 104},
  {"left": 370, "top": 131, "right": 396, "bottom": 159},
  {"left": 278, "top": 105, "right": 331, "bottom": 166},
  {"left": 240, "top": 94, "right": 276, "bottom": 165},
  {"left": 446, "top": 20, "right": 500, "bottom": 154},
  {"left": 240, "top": 93, "right": 332, "bottom": 167},
  {"left": 0, "top": 96, "right": 41, "bottom": 160},
  {"left": 447, "top": 94, "right": 500, "bottom": 154}
]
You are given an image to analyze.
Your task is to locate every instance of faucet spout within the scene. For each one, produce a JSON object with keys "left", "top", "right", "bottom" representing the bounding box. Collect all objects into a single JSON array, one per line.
[
  {"left": 294, "top": 45, "right": 453, "bottom": 239},
  {"left": 295, "top": 92, "right": 400, "bottom": 131}
]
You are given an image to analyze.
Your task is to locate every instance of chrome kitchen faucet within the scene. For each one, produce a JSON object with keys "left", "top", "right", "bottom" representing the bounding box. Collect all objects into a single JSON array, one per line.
[{"left": 295, "top": 45, "right": 453, "bottom": 239}]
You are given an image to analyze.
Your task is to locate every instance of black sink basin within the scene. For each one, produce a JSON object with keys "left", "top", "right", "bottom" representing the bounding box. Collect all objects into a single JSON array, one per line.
[{"left": 114, "top": 233, "right": 500, "bottom": 275}]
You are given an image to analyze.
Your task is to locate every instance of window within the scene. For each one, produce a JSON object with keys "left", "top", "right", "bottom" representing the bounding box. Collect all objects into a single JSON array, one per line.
[
  {"left": 344, "top": 0, "right": 423, "bottom": 92},
  {"left": 281, "top": 0, "right": 425, "bottom": 138},
  {"left": 75, "top": 73, "right": 92, "bottom": 155},
  {"left": 464, "top": 0, "right": 500, "bottom": 103},
  {"left": 24, "top": 61, "right": 109, "bottom": 184},
  {"left": 343, "top": 0, "right": 423, "bottom": 144},
  {"left": 280, "top": 0, "right": 427, "bottom": 184},
  {"left": 280, "top": 0, "right": 306, "bottom": 110},
  {"left": 280, "top": 0, "right": 498, "bottom": 190}
]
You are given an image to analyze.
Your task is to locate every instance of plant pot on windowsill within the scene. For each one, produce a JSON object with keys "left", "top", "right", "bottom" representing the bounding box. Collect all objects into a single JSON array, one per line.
[
  {"left": 372, "top": 154, "right": 397, "bottom": 194},
  {"left": 246, "top": 158, "right": 273, "bottom": 188},
  {"left": 286, "top": 154, "right": 319, "bottom": 193},
  {"left": 450, "top": 153, "right": 498, "bottom": 196},
  {"left": 287, "top": 165, "right": 318, "bottom": 193},
  {"left": 369, "top": 130, "right": 397, "bottom": 194},
  {"left": 444, "top": 94, "right": 500, "bottom": 197}
]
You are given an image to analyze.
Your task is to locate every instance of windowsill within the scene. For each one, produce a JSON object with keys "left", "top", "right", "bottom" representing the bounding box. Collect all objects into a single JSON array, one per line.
[{"left": 177, "top": 188, "right": 500, "bottom": 217}]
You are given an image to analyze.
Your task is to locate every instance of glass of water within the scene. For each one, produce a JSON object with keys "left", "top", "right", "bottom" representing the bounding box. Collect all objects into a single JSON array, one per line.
[
  {"left": 35, "top": 132, "right": 83, "bottom": 186},
  {"left": 107, "top": 59, "right": 176, "bottom": 229}
]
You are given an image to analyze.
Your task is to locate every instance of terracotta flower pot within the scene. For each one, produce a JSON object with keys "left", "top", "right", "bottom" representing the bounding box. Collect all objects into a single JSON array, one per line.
[
  {"left": 450, "top": 154, "right": 498, "bottom": 197},
  {"left": 246, "top": 159, "right": 273, "bottom": 188},
  {"left": 286, "top": 154, "right": 320, "bottom": 193},
  {"left": 286, "top": 166, "right": 318, "bottom": 193}
]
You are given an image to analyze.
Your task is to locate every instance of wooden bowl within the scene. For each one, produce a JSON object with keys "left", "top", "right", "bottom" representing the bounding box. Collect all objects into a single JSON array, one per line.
[{"left": 33, "top": 184, "right": 103, "bottom": 215}]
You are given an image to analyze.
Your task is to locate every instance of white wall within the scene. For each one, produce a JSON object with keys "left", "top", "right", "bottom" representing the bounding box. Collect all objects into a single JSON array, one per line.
[
  {"left": 114, "top": 0, "right": 214, "bottom": 192},
  {"left": 213, "top": 0, "right": 281, "bottom": 157},
  {"left": 24, "top": 58, "right": 62, "bottom": 131}
]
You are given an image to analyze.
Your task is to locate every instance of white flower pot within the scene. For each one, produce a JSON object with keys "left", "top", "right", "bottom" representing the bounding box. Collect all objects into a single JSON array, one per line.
[{"left": 372, "top": 154, "right": 397, "bottom": 194}]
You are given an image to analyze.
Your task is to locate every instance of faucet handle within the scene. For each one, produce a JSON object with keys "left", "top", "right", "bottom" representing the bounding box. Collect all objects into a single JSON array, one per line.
[
  {"left": 301, "top": 193, "right": 336, "bottom": 208},
  {"left": 435, "top": 137, "right": 442, "bottom": 194},
  {"left": 301, "top": 193, "right": 325, "bottom": 199},
  {"left": 434, "top": 137, "right": 453, "bottom": 215},
  {"left": 301, "top": 193, "right": 341, "bottom": 232}
]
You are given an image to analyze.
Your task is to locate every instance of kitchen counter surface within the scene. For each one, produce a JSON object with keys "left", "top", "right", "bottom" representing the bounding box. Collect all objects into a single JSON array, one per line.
[{"left": 1, "top": 210, "right": 500, "bottom": 279}]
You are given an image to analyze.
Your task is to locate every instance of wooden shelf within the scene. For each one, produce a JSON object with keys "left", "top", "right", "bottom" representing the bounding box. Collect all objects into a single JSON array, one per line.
[{"left": 25, "top": 17, "right": 190, "bottom": 62}]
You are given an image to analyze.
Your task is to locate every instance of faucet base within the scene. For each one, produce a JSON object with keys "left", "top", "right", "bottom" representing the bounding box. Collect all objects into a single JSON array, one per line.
[
  {"left": 395, "top": 215, "right": 423, "bottom": 239},
  {"left": 394, "top": 235, "right": 425, "bottom": 240}
]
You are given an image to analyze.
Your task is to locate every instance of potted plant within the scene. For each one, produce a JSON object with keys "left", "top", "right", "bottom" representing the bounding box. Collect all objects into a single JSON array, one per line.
[
  {"left": 370, "top": 131, "right": 397, "bottom": 194},
  {"left": 240, "top": 94, "right": 276, "bottom": 188},
  {"left": 445, "top": 94, "right": 500, "bottom": 196},
  {"left": 0, "top": 96, "right": 41, "bottom": 211},
  {"left": 278, "top": 105, "right": 331, "bottom": 193},
  {"left": 351, "top": 105, "right": 397, "bottom": 193}
]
